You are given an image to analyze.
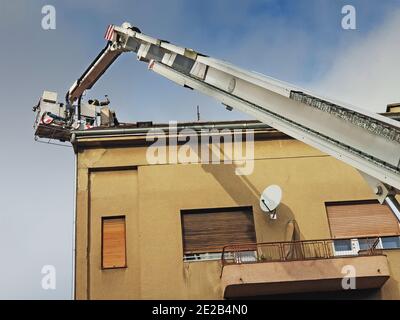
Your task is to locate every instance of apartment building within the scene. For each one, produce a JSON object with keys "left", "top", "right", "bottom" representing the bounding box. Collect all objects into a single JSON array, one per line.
[{"left": 73, "top": 111, "right": 400, "bottom": 299}]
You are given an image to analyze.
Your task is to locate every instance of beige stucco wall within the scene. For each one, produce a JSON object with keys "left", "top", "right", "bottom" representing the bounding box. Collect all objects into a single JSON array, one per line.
[{"left": 75, "top": 135, "right": 400, "bottom": 299}]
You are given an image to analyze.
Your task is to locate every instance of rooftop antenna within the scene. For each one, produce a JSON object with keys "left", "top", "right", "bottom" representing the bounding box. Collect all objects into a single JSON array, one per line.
[
  {"left": 196, "top": 105, "right": 200, "bottom": 121},
  {"left": 260, "top": 185, "right": 282, "bottom": 220}
]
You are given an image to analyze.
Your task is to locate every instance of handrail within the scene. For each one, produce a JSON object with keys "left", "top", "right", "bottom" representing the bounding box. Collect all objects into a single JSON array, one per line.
[{"left": 220, "top": 237, "right": 384, "bottom": 278}]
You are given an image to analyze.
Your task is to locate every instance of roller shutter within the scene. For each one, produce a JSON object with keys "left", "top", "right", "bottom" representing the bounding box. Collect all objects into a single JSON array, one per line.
[
  {"left": 181, "top": 207, "right": 256, "bottom": 254},
  {"left": 326, "top": 200, "right": 400, "bottom": 239}
]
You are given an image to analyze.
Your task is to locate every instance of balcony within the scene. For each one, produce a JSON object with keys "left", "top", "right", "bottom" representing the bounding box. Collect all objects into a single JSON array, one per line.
[{"left": 220, "top": 238, "right": 390, "bottom": 299}]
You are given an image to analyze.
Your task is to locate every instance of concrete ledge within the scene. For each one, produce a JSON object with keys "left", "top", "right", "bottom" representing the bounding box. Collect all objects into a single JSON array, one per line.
[{"left": 221, "top": 255, "right": 390, "bottom": 298}]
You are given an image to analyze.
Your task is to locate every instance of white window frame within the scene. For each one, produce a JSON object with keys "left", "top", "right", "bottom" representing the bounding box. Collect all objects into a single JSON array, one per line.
[
  {"left": 233, "top": 250, "right": 257, "bottom": 263},
  {"left": 333, "top": 238, "right": 385, "bottom": 256},
  {"left": 183, "top": 250, "right": 257, "bottom": 263},
  {"left": 183, "top": 252, "right": 223, "bottom": 262},
  {"left": 333, "top": 239, "right": 359, "bottom": 256},
  {"left": 380, "top": 236, "right": 400, "bottom": 249}
]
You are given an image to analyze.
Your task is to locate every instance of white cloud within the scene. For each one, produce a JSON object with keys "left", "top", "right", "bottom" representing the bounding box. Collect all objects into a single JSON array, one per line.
[{"left": 314, "top": 9, "right": 400, "bottom": 113}]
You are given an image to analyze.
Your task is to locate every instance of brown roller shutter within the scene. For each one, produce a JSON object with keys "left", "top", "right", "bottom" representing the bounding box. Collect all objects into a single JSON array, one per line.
[
  {"left": 181, "top": 207, "right": 256, "bottom": 254},
  {"left": 102, "top": 217, "right": 127, "bottom": 268},
  {"left": 327, "top": 200, "right": 400, "bottom": 239}
]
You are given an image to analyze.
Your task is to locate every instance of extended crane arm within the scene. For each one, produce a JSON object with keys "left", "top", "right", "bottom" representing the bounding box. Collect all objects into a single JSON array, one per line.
[
  {"left": 66, "top": 24, "right": 142, "bottom": 104},
  {"left": 66, "top": 23, "right": 400, "bottom": 194},
  {"left": 66, "top": 42, "right": 122, "bottom": 104},
  {"left": 36, "top": 22, "right": 400, "bottom": 217}
]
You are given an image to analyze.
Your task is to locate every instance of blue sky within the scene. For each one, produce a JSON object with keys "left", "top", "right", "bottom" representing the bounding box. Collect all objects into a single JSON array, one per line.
[{"left": 0, "top": 0, "right": 399, "bottom": 299}]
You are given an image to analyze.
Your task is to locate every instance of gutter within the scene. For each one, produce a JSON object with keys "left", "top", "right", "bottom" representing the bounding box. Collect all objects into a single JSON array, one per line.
[{"left": 72, "top": 122, "right": 272, "bottom": 138}]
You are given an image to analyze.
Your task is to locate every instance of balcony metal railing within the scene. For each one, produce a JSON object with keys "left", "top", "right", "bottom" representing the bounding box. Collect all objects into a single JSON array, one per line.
[{"left": 220, "top": 237, "right": 383, "bottom": 277}]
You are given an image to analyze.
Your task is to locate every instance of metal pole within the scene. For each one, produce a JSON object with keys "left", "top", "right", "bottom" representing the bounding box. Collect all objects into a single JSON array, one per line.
[
  {"left": 197, "top": 105, "right": 200, "bottom": 122},
  {"left": 385, "top": 195, "right": 400, "bottom": 223}
]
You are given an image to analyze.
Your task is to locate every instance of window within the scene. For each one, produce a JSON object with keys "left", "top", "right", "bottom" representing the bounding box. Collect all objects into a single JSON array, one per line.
[
  {"left": 102, "top": 216, "right": 127, "bottom": 269},
  {"left": 326, "top": 200, "right": 400, "bottom": 239},
  {"left": 333, "top": 239, "right": 360, "bottom": 256},
  {"left": 181, "top": 207, "right": 256, "bottom": 261},
  {"left": 333, "top": 236, "right": 400, "bottom": 256},
  {"left": 358, "top": 238, "right": 378, "bottom": 250},
  {"left": 334, "top": 239, "right": 352, "bottom": 252},
  {"left": 327, "top": 200, "right": 400, "bottom": 255},
  {"left": 381, "top": 236, "right": 400, "bottom": 249}
]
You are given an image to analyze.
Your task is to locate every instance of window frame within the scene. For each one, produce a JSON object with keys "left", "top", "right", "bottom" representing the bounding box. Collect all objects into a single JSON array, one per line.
[
  {"left": 180, "top": 206, "right": 256, "bottom": 262},
  {"left": 333, "top": 236, "right": 400, "bottom": 256},
  {"left": 101, "top": 215, "right": 128, "bottom": 270},
  {"left": 381, "top": 236, "right": 400, "bottom": 249}
]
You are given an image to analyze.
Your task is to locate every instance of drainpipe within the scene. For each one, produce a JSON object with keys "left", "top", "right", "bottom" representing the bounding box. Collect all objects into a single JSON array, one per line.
[{"left": 71, "top": 144, "right": 78, "bottom": 300}]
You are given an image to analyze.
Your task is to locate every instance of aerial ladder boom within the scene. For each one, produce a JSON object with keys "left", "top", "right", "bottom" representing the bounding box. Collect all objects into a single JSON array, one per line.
[{"left": 46, "top": 23, "right": 400, "bottom": 218}]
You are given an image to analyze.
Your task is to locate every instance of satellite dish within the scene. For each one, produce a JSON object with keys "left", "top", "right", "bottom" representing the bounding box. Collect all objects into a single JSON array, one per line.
[{"left": 260, "top": 185, "right": 282, "bottom": 219}]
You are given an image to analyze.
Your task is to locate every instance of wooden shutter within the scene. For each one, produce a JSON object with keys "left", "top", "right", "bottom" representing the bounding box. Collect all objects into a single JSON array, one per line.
[
  {"left": 102, "top": 217, "right": 127, "bottom": 268},
  {"left": 326, "top": 201, "right": 400, "bottom": 239},
  {"left": 181, "top": 207, "right": 256, "bottom": 254}
]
